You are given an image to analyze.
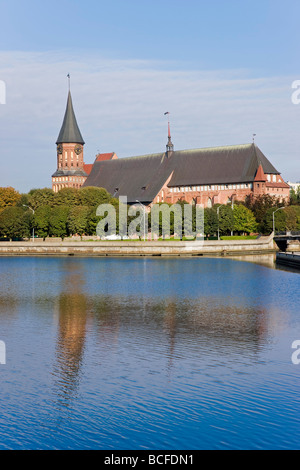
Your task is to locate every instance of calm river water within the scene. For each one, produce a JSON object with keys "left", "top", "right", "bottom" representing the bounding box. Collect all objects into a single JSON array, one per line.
[{"left": 0, "top": 255, "right": 299, "bottom": 450}]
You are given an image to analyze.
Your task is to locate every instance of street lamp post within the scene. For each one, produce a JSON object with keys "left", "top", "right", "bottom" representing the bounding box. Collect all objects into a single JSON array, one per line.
[
  {"left": 231, "top": 195, "right": 235, "bottom": 237},
  {"left": 272, "top": 207, "right": 285, "bottom": 235},
  {"left": 217, "top": 206, "right": 220, "bottom": 241},
  {"left": 23, "top": 205, "right": 35, "bottom": 242},
  {"left": 136, "top": 200, "right": 146, "bottom": 241}
]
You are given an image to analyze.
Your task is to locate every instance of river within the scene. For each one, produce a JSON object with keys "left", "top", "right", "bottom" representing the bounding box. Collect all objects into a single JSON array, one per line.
[{"left": 0, "top": 255, "right": 299, "bottom": 449}]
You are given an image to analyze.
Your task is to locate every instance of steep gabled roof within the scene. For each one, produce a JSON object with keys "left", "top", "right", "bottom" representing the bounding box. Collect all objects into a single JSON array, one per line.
[
  {"left": 85, "top": 152, "right": 171, "bottom": 203},
  {"left": 245, "top": 144, "right": 278, "bottom": 177},
  {"left": 169, "top": 144, "right": 279, "bottom": 186},
  {"left": 83, "top": 143, "right": 281, "bottom": 203},
  {"left": 56, "top": 91, "right": 85, "bottom": 145}
]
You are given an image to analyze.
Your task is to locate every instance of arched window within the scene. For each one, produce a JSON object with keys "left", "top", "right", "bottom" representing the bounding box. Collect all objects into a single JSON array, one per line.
[{"left": 207, "top": 198, "right": 212, "bottom": 208}]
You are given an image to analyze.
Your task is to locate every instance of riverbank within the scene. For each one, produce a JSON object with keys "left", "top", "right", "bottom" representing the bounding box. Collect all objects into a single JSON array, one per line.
[{"left": 0, "top": 234, "right": 276, "bottom": 256}]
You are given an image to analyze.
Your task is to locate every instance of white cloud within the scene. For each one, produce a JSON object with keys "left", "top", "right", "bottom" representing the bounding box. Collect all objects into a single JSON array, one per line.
[{"left": 0, "top": 50, "right": 299, "bottom": 192}]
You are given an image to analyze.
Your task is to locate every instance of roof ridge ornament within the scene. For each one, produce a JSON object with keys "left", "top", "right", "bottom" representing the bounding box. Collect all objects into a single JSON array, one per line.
[{"left": 164, "top": 111, "right": 174, "bottom": 155}]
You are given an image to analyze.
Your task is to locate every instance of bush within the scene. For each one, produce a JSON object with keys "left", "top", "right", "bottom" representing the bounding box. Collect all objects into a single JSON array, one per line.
[
  {"left": 233, "top": 205, "right": 258, "bottom": 234},
  {"left": 0, "top": 206, "right": 31, "bottom": 239},
  {"left": 67, "top": 206, "right": 90, "bottom": 236},
  {"left": 49, "top": 205, "right": 70, "bottom": 239}
]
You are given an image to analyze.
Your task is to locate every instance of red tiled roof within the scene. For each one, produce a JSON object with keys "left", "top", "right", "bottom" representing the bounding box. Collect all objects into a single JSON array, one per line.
[
  {"left": 95, "top": 153, "right": 115, "bottom": 161},
  {"left": 83, "top": 164, "right": 93, "bottom": 175},
  {"left": 266, "top": 181, "right": 290, "bottom": 188},
  {"left": 254, "top": 164, "right": 267, "bottom": 182}
]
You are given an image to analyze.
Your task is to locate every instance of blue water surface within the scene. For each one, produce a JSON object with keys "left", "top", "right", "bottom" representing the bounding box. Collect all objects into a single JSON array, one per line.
[{"left": 0, "top": 256, "right": 299, "bottom": 450}]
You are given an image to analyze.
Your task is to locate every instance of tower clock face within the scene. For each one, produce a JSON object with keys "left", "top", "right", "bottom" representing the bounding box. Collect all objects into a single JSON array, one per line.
[
  {"left": 57, "top": 144, "right": 63, "bottom": 154},
  {"left": 74, "top": 145, "right": 82, "bottom": 155}
]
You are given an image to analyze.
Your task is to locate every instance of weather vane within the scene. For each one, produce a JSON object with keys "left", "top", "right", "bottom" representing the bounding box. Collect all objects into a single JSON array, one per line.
[{"left": 164, "top": 111, "right": 170, "bottom": 132}]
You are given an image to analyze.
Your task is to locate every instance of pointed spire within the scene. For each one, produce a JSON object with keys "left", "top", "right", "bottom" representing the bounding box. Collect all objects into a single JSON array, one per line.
[
  {"left": 164, "top": 112, "right": 174, "bottom": 153},
  {"left": 56, "top": 90, "right": 85, "bottom": 145},
  {"left": 254, "top": 164, "right": 267, "bottom": 182}
]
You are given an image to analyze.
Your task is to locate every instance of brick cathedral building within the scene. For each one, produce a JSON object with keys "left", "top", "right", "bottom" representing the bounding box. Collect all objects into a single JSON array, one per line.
[{"left": 52, "top": 90, "right": 290, "bottom": 207}]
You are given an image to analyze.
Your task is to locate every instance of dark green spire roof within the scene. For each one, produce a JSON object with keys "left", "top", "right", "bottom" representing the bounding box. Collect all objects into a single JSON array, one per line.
[{"left": 56, "top": 91, "right": 85, "bottom": 145}]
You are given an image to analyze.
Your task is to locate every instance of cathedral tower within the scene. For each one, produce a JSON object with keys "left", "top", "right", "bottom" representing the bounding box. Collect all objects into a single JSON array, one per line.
[{"left": 52, "top": 88, "right": 88, "bottom": 192}]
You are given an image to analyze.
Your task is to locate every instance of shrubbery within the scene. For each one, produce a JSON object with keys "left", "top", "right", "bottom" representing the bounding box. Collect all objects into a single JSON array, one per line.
[
  {"left": 0, "top": 186, "right": 115, "bottom": 240},
  {"left": 0, "top": 186, "right": 299, "bottom": 240}
]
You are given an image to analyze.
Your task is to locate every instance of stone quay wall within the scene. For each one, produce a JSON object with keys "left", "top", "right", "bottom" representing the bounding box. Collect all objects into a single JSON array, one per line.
[{"left": 0, "top": 235, "right": 275, "bottom": 257}]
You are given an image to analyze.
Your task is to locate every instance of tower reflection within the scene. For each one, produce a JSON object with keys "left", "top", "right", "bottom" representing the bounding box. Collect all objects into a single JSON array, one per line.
[{"left": 52, "top": 262, "right": 88, "bottom": 406}]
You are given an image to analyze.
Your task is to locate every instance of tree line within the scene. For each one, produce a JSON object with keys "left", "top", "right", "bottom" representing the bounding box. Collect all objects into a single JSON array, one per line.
[
  {"left": 0, "top": 186, "right": 299, "bottom": 240},
  {"left": 0, "top": 186, "right": 116, "bottom": 240}
]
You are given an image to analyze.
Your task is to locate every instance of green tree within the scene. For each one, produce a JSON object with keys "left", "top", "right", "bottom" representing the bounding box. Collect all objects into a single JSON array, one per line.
[
  {"left": 53, "top": 187, "right": 81, "bottom": 207},
  {"left": 86, "top": 206, "right": 100, "bottom": 235},
  {"left": 284, "top": 206, "right": 299, "bottom": 231},
  {"left": 289, "top": 187, "right": 300, "bottom": 205},
  {"left": 233, "top": 205, "right": 258, "bottom": 234},
  {"left": 292, "top": 205, "right": 300, "bottom": 229},
  {"left": 244, "top": 194, "right": 282, "bottom": 232},
  {"left": 67, "top": 205, "right": 90, "bottom": 236},
  {"left": 218, "top": 205, "right": 234, "bottom": 235},
  {"left": 204, "top": 208, "right": 218, "bottom": 237},
  {"left": 33, "top": 205, "right": 52, "bottom": 239},
  {"left": 79, "top": 186, "right": 112, "bottom": 207},
  {"left": 263, "top": 207, "right": 286, "bottom": 234},
  {"left": 22, "top": 208, "right": 34, "bottom": 239},
  {"left": 16, "top": 193, "right": 31, "bottom": 209},
  {"left": 49, "top": 205, "right": 70, "bottom": 239},
  {"left": 0, "top": 206, "right": 30, "bottom": 240},
  {"left": 28, "top": 188, "right": 55, "bottom": 210}
]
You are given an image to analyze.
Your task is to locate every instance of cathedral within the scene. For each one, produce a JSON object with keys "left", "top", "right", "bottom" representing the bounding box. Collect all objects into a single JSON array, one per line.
[{"left": 52, "top": 90, "right": 291, "bottom": 207}]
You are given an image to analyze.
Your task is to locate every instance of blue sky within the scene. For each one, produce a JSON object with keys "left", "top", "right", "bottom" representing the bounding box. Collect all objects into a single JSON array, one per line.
[{"left": 1, "top": 0, "right": 300, "bottom": 192}]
